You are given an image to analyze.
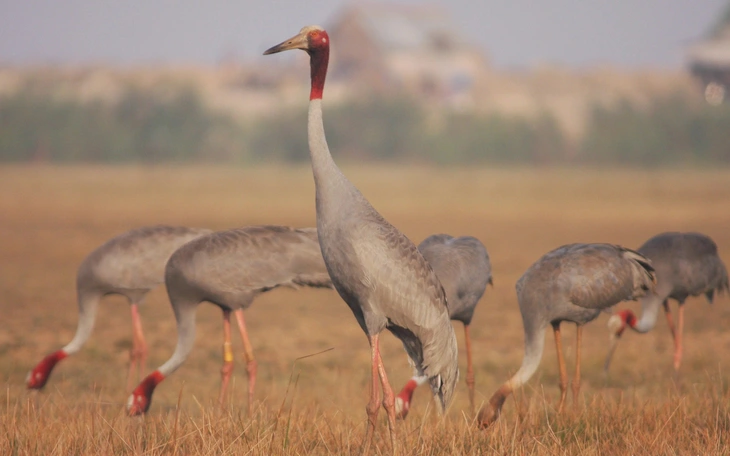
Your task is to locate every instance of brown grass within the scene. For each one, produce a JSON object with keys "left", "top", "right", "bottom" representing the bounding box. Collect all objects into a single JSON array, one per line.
[{"left": 1, "top": 164, "right": 729, "bottom": 455}]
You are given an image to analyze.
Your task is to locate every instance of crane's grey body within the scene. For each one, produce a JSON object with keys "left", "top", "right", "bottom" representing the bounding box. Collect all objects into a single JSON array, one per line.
[
  {"left": 518, "top": 243, "right": 655, "bottom": 340},
  {"left": 478, "top": 243, "right": 655, "bottom": 427},
  {"left": 417, "top": 234, "right": 492, "bottom": 325},
  {"left": 77, "top": 225, "right": 212, "bottom": 309},
  {"left": 155, "top": 225, "right": 333, "bottom": 377},
  {"left": 604, "top": 232, "right": 728, "bottom": 373},
  {"left": 127, "top": 225, "right": 335, "bottom": 415},
  {"left": 632, "top": 232, "right": 729, "bottom": 332},
  {"left": 69, "top": 225, "right": 211, "bottom": 354},
  {"left": 26, "top": 225, "right": 210, "bottom": 390}
]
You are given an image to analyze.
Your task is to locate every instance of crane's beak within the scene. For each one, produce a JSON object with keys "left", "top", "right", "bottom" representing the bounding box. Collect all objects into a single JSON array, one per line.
[
  {"left": 603, "top": 332, "right": 621, "bottom": 374},
  {"left": 604, "top": 313, "right": 626, "bottom": 374},
  {"left": 263, "top": 31, "right": 309, "bottom": 55}
]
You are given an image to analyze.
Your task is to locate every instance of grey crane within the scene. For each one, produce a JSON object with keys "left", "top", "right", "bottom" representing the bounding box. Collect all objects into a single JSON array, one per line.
[
  {"left": 264, "top": 26, "right": 459, "bottom": 453},
  {"left": 477, "top": 243, "right": 656, "bottom": 429},
  {"left": 25, "top": 225, "right": 210, "bottom": 392},
  {"left": 126, "top": 225, "right": 333, "bottom": 416},
  {"left": 395, "top": 234, "right": 492, "bottom": 419},
  {"left": 605, "top": 232, "right": 728, "bottom": 373}
]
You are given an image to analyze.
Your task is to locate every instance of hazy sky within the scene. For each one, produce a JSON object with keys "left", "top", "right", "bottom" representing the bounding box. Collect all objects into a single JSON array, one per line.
[{"left": 0, "top": 0, "right": 727, "bottom": 68}]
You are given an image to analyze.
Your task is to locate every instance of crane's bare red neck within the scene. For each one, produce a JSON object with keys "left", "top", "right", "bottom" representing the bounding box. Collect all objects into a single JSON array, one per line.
[
  {"left": 308, "top": 31, "right": 330, "bottom": 101},
  {"left": 136, "top": 370, "right": 165, "bottom": 397}
]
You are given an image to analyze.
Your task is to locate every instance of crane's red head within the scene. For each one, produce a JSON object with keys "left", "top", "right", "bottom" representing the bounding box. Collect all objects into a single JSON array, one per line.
[
  {"left": 26, "top": 350, "right": 68, "bottom": 389},
  {"left": 127, "top": 370, "right": 165, "bottom": 416},
  {"left": 607, "top": 309, "right": 637, "bottom": 337},
  {"left": 264, "top": 25, "right": 330, "bottom": 100}
]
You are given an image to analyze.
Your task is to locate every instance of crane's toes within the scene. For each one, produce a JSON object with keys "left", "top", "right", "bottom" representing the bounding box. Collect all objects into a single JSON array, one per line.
[{"left": 394, "top": 397, "right": 410, "bottom": 420}]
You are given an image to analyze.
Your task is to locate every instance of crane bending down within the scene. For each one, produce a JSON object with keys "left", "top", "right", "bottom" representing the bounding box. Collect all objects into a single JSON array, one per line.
[
  {"left": 26, "top": 225, "right": 211, "bottom": 392},
  {"left": 605, "top": 232, "right": 728, "bottom": 373},
  {"left": 478, "top": 243, "right": 656, "bottom": 429},
  {"left": 126, "top": 225, "right": 333, "bottom": 416},
  {"left": 395, "top": 234, "right": 492, "bottom": 419},
  {"left": 264, "top": 26, "right": 459, "bottom": 454}
]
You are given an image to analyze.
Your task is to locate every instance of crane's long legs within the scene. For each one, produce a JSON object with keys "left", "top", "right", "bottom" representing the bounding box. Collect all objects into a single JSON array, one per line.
[
  {"left": 663, "top": 300, "right": 678, "bottom": 344},
  {"left": 663, "top": 300, "right": 684, "bottom": 372},
  {"left": 376, "top": 345, "right": 398, "bottom": 456},
  {"left": 219, "top": 309, "right": 234, "bottom": 406},
  {"left": 464, "top": 323, "right": 476, "bottom": 416},
  {"left": 127, "top": 303, "right": 148, "bottom": 392},
  {"left": 674, "top": 305, "right": 684, "bottom": 372},
  {"left": 571, "top": 325, "right": 582, "bottom": 408},
  {"left": 361, "top": 334, "right": 382, "bottom": 456},
  {"left": 234, "top": 309, "right": 257, "bottom": 415},
  {"left": 552, "top": 323, "right": 568, "bottom": 413}
]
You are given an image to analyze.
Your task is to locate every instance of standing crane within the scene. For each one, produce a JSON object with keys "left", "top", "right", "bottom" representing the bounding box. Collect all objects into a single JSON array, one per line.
[
  {"left": 395, "top": 234, "right": 492, "bottom": 419},
  {"left": 604, "top": 232, "right": 728, "bottom": 373},
  {"left": 478, "top": 243, "right": 656, "bottom": 429},
  {"left": 126, "top": 225, "right": 333, "bottom": 416},
  {"left": 264, "top": 26, "right": 459, "bottom": 454},
  {"left": 26, "top": 225, "right": 210, "bottom": 392}
]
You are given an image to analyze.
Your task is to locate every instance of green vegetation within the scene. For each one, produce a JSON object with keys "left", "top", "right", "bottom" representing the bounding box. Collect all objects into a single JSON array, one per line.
[
  {"left": 0, "top": 83, "right": 244, "bottom": 163},
  {"left": 1, "top": 83, "right": 729, "bottom": 165}
]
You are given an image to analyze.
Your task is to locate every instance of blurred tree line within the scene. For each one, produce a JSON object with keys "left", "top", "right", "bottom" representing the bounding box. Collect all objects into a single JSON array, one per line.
[{"left": 1, "top": 83, "right": 729, "bottom": 166}]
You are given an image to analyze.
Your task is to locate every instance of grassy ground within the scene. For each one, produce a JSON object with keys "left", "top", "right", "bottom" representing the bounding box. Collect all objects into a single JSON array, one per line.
[{"left": 1, "top": 164, "right": 729, "bottom": 455}]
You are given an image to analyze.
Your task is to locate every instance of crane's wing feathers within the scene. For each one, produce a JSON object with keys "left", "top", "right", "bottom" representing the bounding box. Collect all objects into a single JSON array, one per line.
[{"left": 171, "top": 226, "right": 330, "bottom": 296}]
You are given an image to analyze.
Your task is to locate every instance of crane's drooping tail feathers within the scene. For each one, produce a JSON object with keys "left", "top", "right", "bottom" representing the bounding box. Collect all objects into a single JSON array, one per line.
[
  {"left": 620, "top": 246, "right": 657, "bottom": 296},
  {"left": 389, "top": 311, "right": 459, "bottom": 412}
]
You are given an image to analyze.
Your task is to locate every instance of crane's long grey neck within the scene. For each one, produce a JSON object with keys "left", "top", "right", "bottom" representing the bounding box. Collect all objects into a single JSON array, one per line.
[
  {"left": 157, "top": 302, "right": 197, "bottom": 377},
  {"left": 633, "top": 294, "right": 662, "bottom": 333},
  {"left": 506, "top": 325, "right": 545, "bottom": 391},
  {"left": 62, "top": 292, "right": 101, "bottom": 354},
  {"left": 308, "top": 99, "right": 340, "bottom": 182},
  {"left": 308, "top": 99, "right": 350, "bottom": 206}
]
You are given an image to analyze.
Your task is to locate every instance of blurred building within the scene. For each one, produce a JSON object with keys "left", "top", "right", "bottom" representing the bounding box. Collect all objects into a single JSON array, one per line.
[
  {"left": 327, "top": 3, "right": 490, "bottom": 109},
  {"left": 686, "top": 2, "right": 730, "bottom": 104}
]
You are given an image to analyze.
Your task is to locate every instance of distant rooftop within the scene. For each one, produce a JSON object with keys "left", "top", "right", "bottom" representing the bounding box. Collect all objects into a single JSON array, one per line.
[
  {"left": 333, "top": 3, "right": 471, "bottom": 53},
  {"left": 686, "top": 1, "right": 730, "bottom": 68}
]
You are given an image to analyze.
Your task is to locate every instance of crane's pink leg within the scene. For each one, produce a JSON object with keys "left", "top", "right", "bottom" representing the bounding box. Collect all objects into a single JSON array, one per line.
[
  {"left": 233, "top": 309, "right": 257, "bottom": 415},
  {"left": 218, "top": 309, "right": 234, "bottom": 406},
  {"left": 361, "top": 334, "right": 382, "bottom": 456},
  {"left": 464, "top": 323, "right": 476, "bottom": 416},
  {"left": 673, "top": 305, "right": 684, "bottom": 371},
  {"left": 376, "top": 346, "right": 398, "bottom": 455},
  {"left": 663, "top": 300, "right": 678, "bottom": 343},
  {"left": 571, "top": 325, "right": 582, "bottom": 408},
  {"left": 127, "top": 304, "right": 148, "bottom": 392},
  {"left": 552, "top": 323, "right": 568, "bottom": 413}
]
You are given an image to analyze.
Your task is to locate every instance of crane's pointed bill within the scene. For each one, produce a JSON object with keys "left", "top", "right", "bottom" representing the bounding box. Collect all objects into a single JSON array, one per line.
[
  {"left": 603, "top": 333, "right": 621, "bottom": 373},
  {"left": 263, "top": 32, "right": 309, "bottom": 55}
]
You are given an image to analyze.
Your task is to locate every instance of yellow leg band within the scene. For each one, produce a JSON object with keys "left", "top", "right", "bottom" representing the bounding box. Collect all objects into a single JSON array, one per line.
[{"left": 223, "top": 342, "right": 234, "bottom": 363}]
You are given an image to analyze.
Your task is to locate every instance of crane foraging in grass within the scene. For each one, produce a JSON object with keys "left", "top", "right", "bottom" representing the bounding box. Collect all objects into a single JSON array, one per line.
[
  {"left": 264, "top": 26, "right": 459, "bottom": 454},
  {"left": 395, "top": 234, "right": 492, "bottom": 419},
  {"left": 126, "top": 225, "right": 333, "bottom": 416},
  {"left": 604, "top": 232, "right": 728, "bottom": 373},
  {"left": 26, "top": 225, "right": 211, "bottom": 392},
  {"left": 478, "top": 243, "right": 656, "bottom": 429}
]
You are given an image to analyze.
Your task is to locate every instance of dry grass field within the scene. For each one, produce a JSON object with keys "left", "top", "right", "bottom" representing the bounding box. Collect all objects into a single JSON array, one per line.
[{"left": 1, "top": 164, "right": 729, "bottom": 455}]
